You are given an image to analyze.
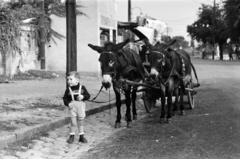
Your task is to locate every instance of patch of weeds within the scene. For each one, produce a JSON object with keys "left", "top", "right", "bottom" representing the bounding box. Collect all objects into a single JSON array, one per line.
[
  {"left": 1, "top": 99, "right": 65, "bottom": 113},
  {"left": 0, "top": 121, "right": 17, "bottom": 131},
  {"left": 1, "top": 100, "right": 29, "bottom": 112},
  {"left": 28, "top": 98, "right": 65, "bottom": 111},
  {"left": 1, "top": 118, "right": 49, "bottom": 130},
  {"left": 30, "top": 102, "right": 65, "bottom": 111},
  {"left": 3, "top": 131, "right": 49, "bottom": 156},
  {"left": 1, "top": 105, "right": 24, "bottom": 112},
  {"left": 4, "top": 100, "right": 21, "bottom": 105},
  {"left": 16, "top": 118, "right": 49, "bottom": 126},
  {"left": 8, "top": 70, "right": 60, "bottom": 81}
]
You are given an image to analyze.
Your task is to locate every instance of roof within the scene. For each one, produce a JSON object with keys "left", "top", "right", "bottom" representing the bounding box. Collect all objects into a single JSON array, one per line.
[
  {"left": 117, "top": 21, "right": 138, "bottom": 29},
  {"left": 117, "top": 21, "right": 148, "bottom": 40}
]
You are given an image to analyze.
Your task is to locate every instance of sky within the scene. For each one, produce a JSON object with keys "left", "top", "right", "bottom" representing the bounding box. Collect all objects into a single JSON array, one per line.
[
  {"left": 1, "top": 0, "right": 222, "bottom": 42},
  {"left": 116, "top": 0, "right": 222, "bottom": 42}
]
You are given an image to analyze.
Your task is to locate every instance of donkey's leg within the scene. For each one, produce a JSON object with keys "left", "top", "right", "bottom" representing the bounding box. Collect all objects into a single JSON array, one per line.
[
  {"left": 173, "top": 87, "right": 179, "bottom": 116},
  {"left": 179, "top": 86, "right": 185, "bottom": 115},
  {"left": 113, "top": 82, "right": 122, "bottom": 128},
  {"left": 131, "top": 86, "right": 138, "bottom": 120},
  {"left": 167, "top": 79, "right": 174, "bottom": 123},
  {"left": 167, "top": 94, "right": 173, "bottom": 123},
  {"left": 160, "top": 84, "right": 166, "bottom": 123},
  {"left": 125, "top": 88, "right": 133, "bottom": 128}
]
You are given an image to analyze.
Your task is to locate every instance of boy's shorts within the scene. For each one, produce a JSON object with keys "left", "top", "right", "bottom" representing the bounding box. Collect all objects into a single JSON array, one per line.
[{"left": 68, "top": 101, "right": 86, "bottom": 119}]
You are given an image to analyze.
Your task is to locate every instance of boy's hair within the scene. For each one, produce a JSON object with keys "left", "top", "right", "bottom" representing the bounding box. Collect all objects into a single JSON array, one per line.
[{"left": 66, "top": 71, "right": 80, "bottom": 80}]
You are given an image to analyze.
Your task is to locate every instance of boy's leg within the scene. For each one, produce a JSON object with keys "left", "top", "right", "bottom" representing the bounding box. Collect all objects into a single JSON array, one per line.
[
  {"left": 67, "top": 101, "right": 78, "bottom": 144},
  {"left": 75, "top": 101, "right": 87, "bottom": 143},
  {"left": 67, "top": 117, "right": 78, "bottom": 144},
  {"left": 77, "top": 118, "right": 84, "bottom": 135},
  {"left": 70, "top": 116, "right": 78, "bottom": 134},
  {"left": 78, "top": 118, "right": 87, "bottom": 143}
]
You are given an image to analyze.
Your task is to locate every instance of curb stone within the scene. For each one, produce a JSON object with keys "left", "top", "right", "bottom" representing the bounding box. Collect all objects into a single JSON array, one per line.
[{"left": 0, "top": 94, "right": 142, "bottom": 150}]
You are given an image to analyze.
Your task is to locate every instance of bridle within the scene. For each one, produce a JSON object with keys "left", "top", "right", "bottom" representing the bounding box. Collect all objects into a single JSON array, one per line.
[
  {"left": 151, "top": 50, "right": 166, "bottom": 77},
  {"left": 150, "top": 50, "right": 175, "bottom": 85},
  {"left": 100, "top": 50, "right": 138, "bottom": 80},
  {"left": 100, "top": 51, "right": 118, "bottom": 78}
]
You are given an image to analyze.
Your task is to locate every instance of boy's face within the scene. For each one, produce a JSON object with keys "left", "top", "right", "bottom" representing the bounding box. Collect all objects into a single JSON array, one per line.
[{"left": 67, "top": 75, "right": 79, "bottom": 87}]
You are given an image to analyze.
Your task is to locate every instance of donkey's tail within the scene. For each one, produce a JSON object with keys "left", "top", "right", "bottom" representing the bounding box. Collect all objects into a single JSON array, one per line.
[{"left": 190, "top": 61, "right": 200, "bottom": 87}]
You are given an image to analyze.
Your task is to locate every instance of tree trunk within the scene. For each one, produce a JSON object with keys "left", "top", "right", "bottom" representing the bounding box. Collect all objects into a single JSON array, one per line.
[
  {"left": 218, "top": 42, "right": 224, "bottom": 60},
  {"left": 1, "top": 52, "right": 7, "bottom": 76},
  {"left": 39, "top": 1, "right": 45, "bottom": 69}
]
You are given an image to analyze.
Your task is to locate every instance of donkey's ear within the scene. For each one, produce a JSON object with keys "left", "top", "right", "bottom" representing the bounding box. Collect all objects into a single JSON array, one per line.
[
  {"left": 143, "top": 38, "right": 153, "bottom": 50},
  {"left": 167, "top": 39, "right": 176, "bottom": 47},
  {"left": 166, "top": 47, "right": 174, "bottom": 52},
  {"left": 113, "top": 39, "right": 130, "bottom": 50},
  {"left": 88, "top": 44, "right": 103, "bottom": 53}
]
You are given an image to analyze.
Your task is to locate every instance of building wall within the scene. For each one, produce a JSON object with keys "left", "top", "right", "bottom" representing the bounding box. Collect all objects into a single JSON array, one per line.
[
  {"left": 0, "top": 0, "right": 117, "bottom": 77},
  {"left": 0, "top": 25, "right": 39, "bottom": 76},
  {"left": 46, "top": 0, "right": 117, "bottom": 78}
]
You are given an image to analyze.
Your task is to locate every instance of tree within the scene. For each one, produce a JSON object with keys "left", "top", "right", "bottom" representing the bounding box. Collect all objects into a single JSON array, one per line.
[
  {"left": 190, "top": 39, "right": 195, "bottom": 48},
  {"left": 160, "top": 35, "right": 189, "bottom": 49},
  {"left": 187, "top": 3, "right": 228, "bottom": 60},
  {"left": 0, "top": 6, "right": 21, "bottom": 76},
  {"left": 224, "top": 0, "right": 240, "bottom": 43},
  {"left": 0, "top": 0, "right": 87, "bottom": 76},
  {"left": 172, "top": 36, "right": 189, "bottom": 49},
  {"left": 8, "top": 0, "right": 86, "bottom": 52},
  {"left": 161, "top": 35, "right": 171, "bottom": 43}
]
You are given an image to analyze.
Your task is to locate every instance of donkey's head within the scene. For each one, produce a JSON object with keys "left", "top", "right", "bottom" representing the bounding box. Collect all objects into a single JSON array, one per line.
[
  {"left": 144, "top": 39, "right": 176, "bottom": 79},
  {"left": 88, "top": 39, "right": 129, "bottom": 89}
]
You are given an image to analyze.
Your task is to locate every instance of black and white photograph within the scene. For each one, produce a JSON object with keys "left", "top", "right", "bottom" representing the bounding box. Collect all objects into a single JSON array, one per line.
[{"left": 1, "top": 0, "right": 240, "bottom": 159}]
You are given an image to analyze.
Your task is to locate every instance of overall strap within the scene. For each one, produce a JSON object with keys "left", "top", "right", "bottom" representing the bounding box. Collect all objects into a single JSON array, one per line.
[
  {"left": 78, "top": 85, "right": 82, "bottom": 96},
  {"left": 68, "top": 87, "right": 75, "bottom": 101}
]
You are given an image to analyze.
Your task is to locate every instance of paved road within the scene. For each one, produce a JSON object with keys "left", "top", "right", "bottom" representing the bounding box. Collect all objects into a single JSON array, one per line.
[
  {"left": 1, "top": 59, "right": 240, "bottom": 159},
  {"left": 81, "top": 78, "right": 240, "bottom": 159},
  {"left": 1, "top": 100, "right": 150, "bottom": 159},
  {"left": 79, "top": 59, "right": 240, "bottom": 159}
]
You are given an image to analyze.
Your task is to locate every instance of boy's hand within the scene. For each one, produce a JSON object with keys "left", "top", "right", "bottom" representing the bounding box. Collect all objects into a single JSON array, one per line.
[
  {"left": 68, "top": 103, "right": 73, "bottom": 109},
  {"left": 77, "top": 95, "right": 84, "bottom": 101}
]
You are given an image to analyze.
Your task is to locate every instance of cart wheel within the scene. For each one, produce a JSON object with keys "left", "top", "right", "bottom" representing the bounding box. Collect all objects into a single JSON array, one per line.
[
  {"left": 142, "top": 91, "right": 156, "bottom": 113},
  {"left": 187, "top": 82, "right": 195, "bottom": 109}
]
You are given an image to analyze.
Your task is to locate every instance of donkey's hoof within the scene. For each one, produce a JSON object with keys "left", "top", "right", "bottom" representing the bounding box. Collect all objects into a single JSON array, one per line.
[
  {"left": 166, "top": 118, "right": 172, "bottom": 123},
  {"left": 124, "top": 115, "right": 127, "bottom": 121},
  {"left": 115, "top": 122, "right": 121, "bottom": 128},
  {"left": 127, "top": 121, "right": 132, "bottom": 128},
  {"left": 180, "top": 110, "right": 185, "bottom": 116},
  {"left": 133, "top": 115, "right": 137, "bottom": 120},
  {"left": 160, "top": 118, "right": 165, "bottom": 123}
]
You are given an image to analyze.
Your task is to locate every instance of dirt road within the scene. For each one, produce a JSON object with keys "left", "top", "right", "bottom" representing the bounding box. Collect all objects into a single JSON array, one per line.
[{"left": 80, "top": 60, "right": 240, "bottom": 159}]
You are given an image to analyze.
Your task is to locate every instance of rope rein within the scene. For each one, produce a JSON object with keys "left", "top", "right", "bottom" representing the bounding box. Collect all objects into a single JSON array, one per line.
[
  {"left": 109, "top": 88, "right": 111, "bottom": 116},
  {"left": 88, "top": 85, "right": 115, "bottom": 103}
]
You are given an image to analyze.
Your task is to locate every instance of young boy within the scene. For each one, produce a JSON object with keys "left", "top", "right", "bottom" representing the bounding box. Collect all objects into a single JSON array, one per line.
[{"left": 63, "top": 71, "right": 90, "bottom": 144}]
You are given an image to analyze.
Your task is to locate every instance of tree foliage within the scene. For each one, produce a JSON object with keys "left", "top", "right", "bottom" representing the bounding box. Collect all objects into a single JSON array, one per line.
[
  {"left": 0, "top": 6, "right": 21, "bottom": 75},
  {"left": 161, "top": 35, "right": 189, "bottom": 49},
  {"left": 172, "top": 36, "right": 189, "bottom": 48},
  {"left": 224, "top": 0, "right": 240, "bottom": 43},
  {"left": 0, "top": 0, "right": 87, "bottom": 75},
  {"left": 6, "top": 0, "right": 87, "bottom": 44},
  {"left": 187, "top": 3, "right": 228, "bottom": 60},
  {"left": 187, "top": 4, "right": 227, "bottom": 44}
]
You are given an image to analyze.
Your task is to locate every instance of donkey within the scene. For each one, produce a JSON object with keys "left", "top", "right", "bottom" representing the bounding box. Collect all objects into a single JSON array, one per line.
[
  {"left": 144, "top": 39, "right": 200, "bottom": 123},
  {"left": 88, "top": 39, "right": 145, "bottom": 128}
]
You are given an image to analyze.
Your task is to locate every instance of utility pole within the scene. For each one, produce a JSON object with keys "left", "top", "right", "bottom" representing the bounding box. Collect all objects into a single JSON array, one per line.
[
  {"left": 66, "top": 0, "right": 77, "bottom": 85},
  {"left": 212, "top": 0, "right": 216, "bottom": 60},
  {"left": 127, "top": 0, "right": 134, "bottom": 40},
  {"left": 128, "top": 0, "right": 131, "bottom": 22},
  {"left": 39, "top": 0, "right": 45, "bottom": 69}
]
